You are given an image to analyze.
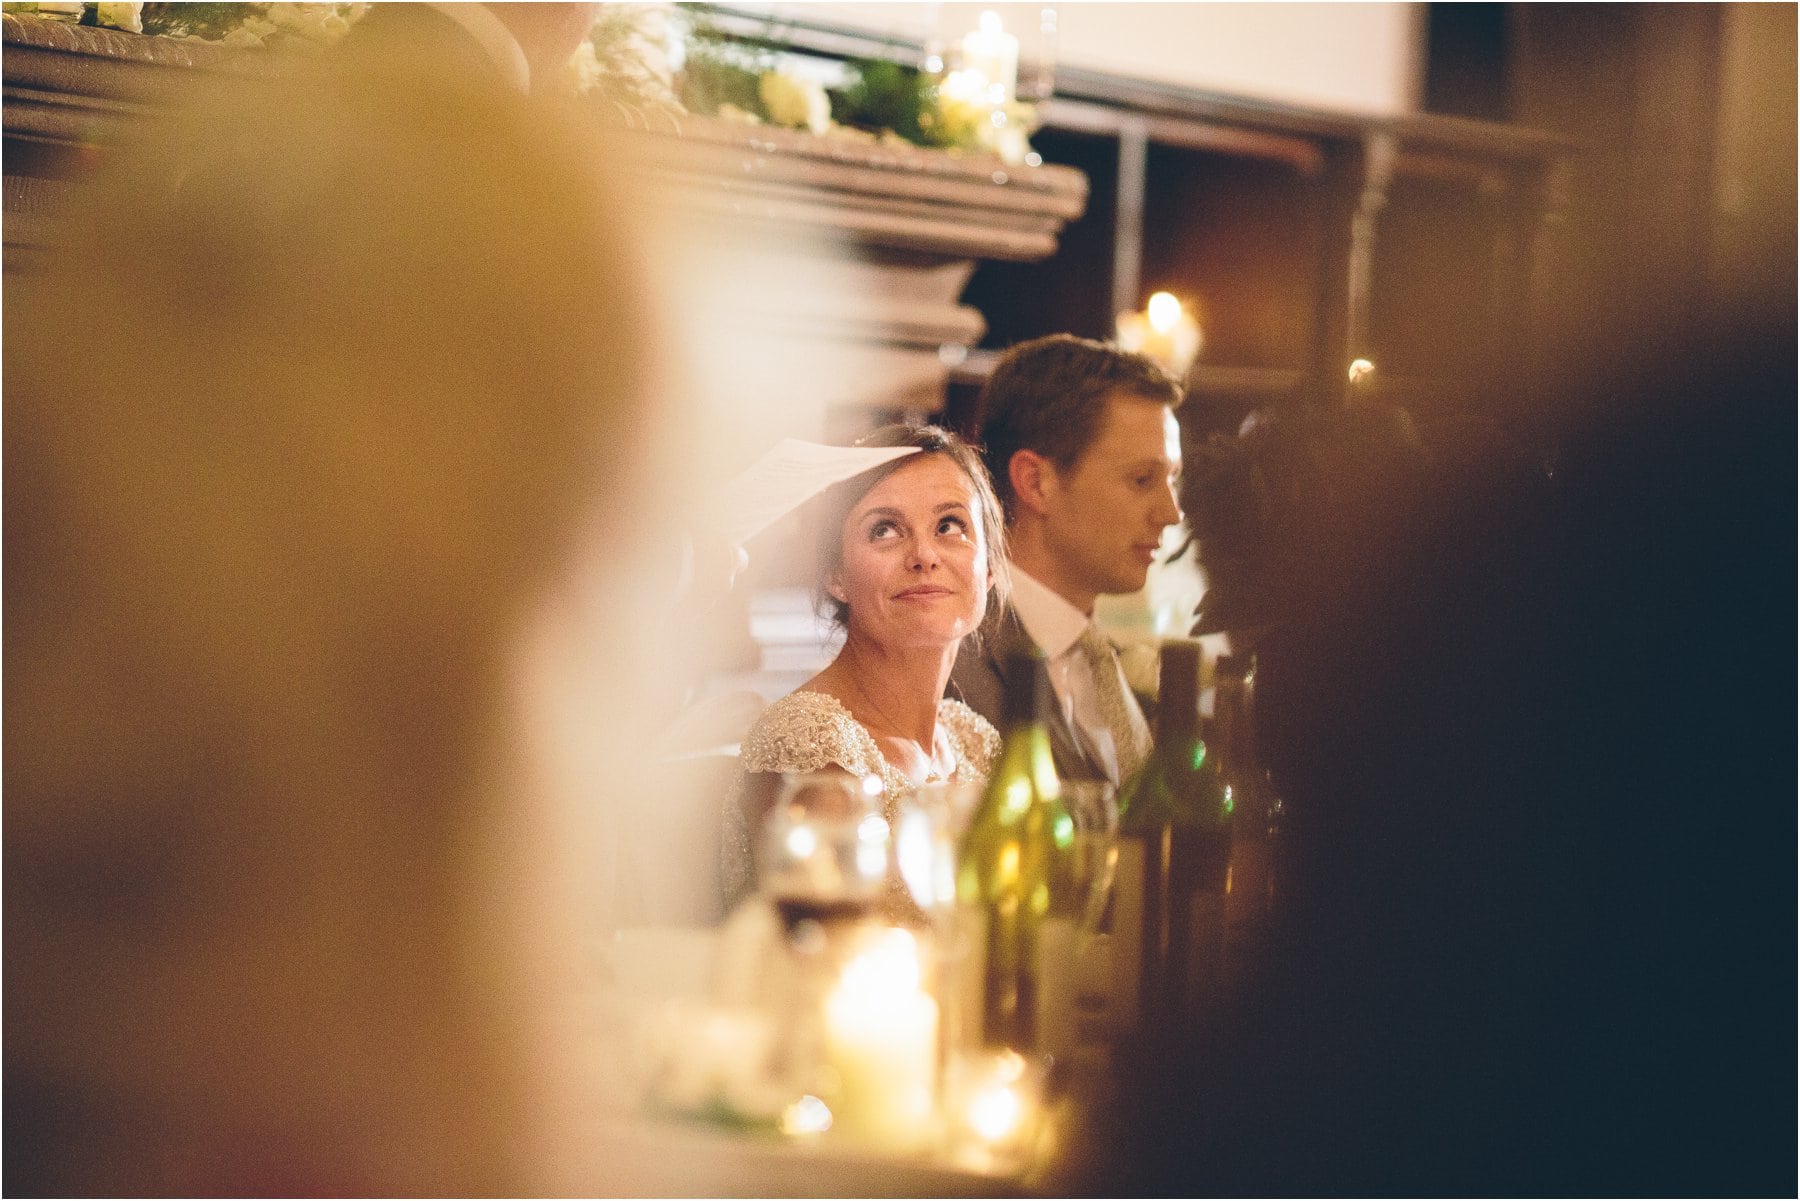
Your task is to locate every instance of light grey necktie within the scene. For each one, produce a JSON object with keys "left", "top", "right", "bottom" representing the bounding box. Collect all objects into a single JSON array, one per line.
[{"left": 1077, "top": 625, "right": 1150, "bottom": 783}]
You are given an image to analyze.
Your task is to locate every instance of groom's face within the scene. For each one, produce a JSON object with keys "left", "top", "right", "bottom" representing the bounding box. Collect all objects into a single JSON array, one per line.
[{"left": 1037, "top": 391, "right": 1184, "bottom": 600}]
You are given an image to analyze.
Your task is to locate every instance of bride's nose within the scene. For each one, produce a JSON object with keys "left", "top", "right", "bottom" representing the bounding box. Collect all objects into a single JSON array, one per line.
[{"left": 908, "top": 534, "right": 941, "bottom": 571}]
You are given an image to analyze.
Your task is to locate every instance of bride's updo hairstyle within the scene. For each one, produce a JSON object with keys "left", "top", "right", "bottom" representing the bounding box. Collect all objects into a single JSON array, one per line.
[{"left": 812, "top": 424, "right": 1010, "bottom": 631}]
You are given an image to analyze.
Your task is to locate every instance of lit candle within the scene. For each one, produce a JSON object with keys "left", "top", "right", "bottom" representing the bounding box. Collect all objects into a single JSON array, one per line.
[
  {"left": 960, "top": 10, "right": 1019, "bottom": 106},
  {"left": 822, "top": 927, "right": 940, "bottom": 1149},
  {"left": 1115, "top": 291, "right": 1203, "bottom": 378}
]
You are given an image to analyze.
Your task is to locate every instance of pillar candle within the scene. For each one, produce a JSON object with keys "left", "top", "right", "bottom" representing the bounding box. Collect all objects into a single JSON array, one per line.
[
  {"left": 960, "top": 11, "right": 1019, "bottom": 105},
  {"left": 823, "top": 928, "right": 940, "bottom": 1149}
]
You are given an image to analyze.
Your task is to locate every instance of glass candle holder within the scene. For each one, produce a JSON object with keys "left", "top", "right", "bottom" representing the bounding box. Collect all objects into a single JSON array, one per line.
[{"left": 942, "top": 1047, "right": 1049, "bottom": 1174}]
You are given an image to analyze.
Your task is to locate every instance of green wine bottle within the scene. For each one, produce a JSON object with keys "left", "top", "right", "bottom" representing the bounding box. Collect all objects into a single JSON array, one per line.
[
  {"left": 1215, "top": 654, "right": 1281, "bottom": 967},
  {"left": 1113, "top": 639, "right": 1234, "bottom": 1039},
  {"left": 955, "top": 650, "right": 1078, "bottom": 1053}
]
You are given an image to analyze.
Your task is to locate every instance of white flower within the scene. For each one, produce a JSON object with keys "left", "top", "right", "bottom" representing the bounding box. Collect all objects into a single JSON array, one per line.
[
  {"left": 264, "top": 4, "right": 353, "bottom": 43},
  {"left": 758, "top": 70, "right": 830, "bottom": 136},
  {"left": 94, "top": 2, "right": 143, "bottom": 33},
  {"left": 266, "top": 4, "right": 309, "bottom": 29}
]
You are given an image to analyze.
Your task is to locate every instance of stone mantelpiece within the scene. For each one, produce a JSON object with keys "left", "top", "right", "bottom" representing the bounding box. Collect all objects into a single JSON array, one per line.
[{"left": 1, "top": 14, "right": 1088, "bottom": 419}]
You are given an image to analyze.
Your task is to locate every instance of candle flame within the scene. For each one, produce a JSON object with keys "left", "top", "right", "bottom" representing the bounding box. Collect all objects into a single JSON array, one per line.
[
  {"left": 994, "top": 1049, "right": 1027, "bottom": 1082},
  {"left": 784, "top": 824, "right": 817, "bottom": 859},
  {"left": 968, "top": 1082, "right": 1023, "bottom": 1142},
  {"left": 1147, "top": 291, "right": 1183, "bottom": 334},
  {"left": 780, "top": 1094, "right": 834, "bottom": 1136},
  {"left": 1348, "top": 357, "right": 1375, "bottom": 383}
]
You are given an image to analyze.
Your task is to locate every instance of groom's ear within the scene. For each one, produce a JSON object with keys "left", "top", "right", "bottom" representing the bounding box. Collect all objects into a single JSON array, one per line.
[{"left": 1009, "top": 450, "right": 1054, "bottom": 517}]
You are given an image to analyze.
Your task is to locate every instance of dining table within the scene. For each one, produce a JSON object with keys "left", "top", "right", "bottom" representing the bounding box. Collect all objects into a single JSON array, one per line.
[{"left": 590, "top": 923, "right": 1122, "bottom": 1198}]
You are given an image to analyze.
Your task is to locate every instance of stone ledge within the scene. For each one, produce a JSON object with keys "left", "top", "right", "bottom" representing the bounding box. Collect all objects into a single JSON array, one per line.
[{"left": 2, "top": 14, "right": 1089, "bottom": 418}]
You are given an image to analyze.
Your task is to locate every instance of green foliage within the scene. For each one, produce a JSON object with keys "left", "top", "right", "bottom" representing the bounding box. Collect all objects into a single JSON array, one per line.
[
  {"left": 832, "top": 59, "right": 939, "bottom": 146},
  {"left": 139, "top": 2, "right": 258, "bottom": 40},
  {"left": 677, "top": 17, "right": 776, "bottom": 120}
]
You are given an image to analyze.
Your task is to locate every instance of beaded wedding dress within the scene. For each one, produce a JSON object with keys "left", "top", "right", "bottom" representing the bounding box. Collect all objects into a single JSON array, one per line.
[{"left": 718, "top": 691, "right": 1000, "bottom": 907}]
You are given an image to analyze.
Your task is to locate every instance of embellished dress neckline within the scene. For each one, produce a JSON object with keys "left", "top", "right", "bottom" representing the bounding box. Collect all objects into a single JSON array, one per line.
[{"left": 718, "top": 690, "right": 1002, "bottom": 908}]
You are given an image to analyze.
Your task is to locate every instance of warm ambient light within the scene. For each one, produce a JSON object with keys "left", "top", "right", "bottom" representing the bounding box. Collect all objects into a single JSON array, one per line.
[
  {"left": 1348, "top": 357, "right": 1375, "bottom": 383},
  {"left": 822, "top": 928, "right": 939, "bottom": 1148},
  {"left": 780, "top": 1094, "right": 834, "bottom": 1137},
  {"left": 1146, "top": 291, "right": 1183, "bottom": 334},
  {"left": 1115, "top": 292, "right": 1202, "bottom": 376},
  {"left": 946, "top": 1048, "right": 1043, "bottom": 1173},
  {"left": 968, "top": 1080, "right": 1024, "bottom": 1142},
  {"left": 960, "top": 10, "right": 1019, "bottom": 104}
]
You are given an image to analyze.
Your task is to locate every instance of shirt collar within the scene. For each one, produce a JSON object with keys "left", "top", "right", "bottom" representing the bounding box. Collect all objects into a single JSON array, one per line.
[
  {"left": 424, "top": 3, "right": 531, "bottom": 94},
  {"left": 1006, "top": 566, "right": 1093, "bottom": 660}
]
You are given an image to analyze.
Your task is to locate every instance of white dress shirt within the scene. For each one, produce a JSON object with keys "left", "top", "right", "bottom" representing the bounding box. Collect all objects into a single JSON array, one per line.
[
  {"left": 1007, "top": 566, "right": 1151, "bottom": 785},
  {"left": 425, "top": 2, "right": 531, "bottom": 94}
]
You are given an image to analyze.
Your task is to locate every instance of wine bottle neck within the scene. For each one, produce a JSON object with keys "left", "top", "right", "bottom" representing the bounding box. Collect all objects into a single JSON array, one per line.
[{"left": 1156, "top": 643, "right": 1201, "bottom": 744}]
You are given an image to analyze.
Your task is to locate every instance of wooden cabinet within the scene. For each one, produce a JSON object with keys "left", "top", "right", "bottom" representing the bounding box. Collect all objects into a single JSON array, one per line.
[{"left": 938, "top": 61, "right": 1573, "bottom": 445}]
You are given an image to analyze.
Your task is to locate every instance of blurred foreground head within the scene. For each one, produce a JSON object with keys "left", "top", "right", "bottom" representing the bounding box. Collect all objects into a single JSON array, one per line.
[{"left": 4, "top": 32, "right": 684, "bottom": 1197}]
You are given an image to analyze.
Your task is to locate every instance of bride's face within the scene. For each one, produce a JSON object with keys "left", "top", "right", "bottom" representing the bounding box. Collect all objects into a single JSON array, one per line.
[{"left": 829, "top": 453, "right": 992, "bottom": 652}]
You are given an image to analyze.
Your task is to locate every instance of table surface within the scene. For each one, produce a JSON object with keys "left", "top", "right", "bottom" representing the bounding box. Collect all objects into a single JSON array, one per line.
[
  {"left": 598, "top": 923, "right": 1116, "bottom": 1196},
  {"left": 593, "top": 1113, "right": 1032, "bottom": 1199}
]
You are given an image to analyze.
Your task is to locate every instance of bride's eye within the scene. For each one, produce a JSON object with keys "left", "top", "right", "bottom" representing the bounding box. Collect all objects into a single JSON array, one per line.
[
  {"left": 868, "top": 519, "right": 899, "bottom": 540},
  {"left": 937, "top": 515, "right": 970, "bottom": 537}
]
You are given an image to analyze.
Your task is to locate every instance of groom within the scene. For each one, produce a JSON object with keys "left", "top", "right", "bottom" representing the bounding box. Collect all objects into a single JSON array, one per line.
[{"left": 952, "top": 334, "right": 1185, "bottom": 786}]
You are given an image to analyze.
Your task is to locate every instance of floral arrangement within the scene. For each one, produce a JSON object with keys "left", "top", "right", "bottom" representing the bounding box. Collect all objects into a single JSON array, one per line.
[
  {"left": 678, "top": 18, "right": 1041, "bottom": 165},
  {"left": 137, "top": 2, "right": 363, "bottom": 47},
  {"left": 3, "top": 1, "right": 1041, "bottom": 164},
  {"left": 566, "top": 4, "right": 683, "bottom": 126},
  {"left": 0, "top": 2, "right": 365, "bottom": 44}
]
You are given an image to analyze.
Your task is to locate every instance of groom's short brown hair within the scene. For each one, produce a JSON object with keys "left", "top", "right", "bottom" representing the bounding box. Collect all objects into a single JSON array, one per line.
[{"left": 975, "top": 333, "right": 1182, "bottom": 521}]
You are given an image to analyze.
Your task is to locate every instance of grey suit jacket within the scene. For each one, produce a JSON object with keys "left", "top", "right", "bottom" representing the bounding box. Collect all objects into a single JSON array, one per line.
[{"left": 950, "top": 602, "right": 1109, "bottom": 783}]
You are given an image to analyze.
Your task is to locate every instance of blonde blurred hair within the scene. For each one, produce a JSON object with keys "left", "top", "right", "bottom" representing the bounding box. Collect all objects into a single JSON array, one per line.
[{"left": 5, "top": 41, "right": 677, "bottom": 1197}]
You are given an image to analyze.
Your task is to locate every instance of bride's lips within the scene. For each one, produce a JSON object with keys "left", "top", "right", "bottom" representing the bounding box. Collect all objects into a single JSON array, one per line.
[
  {"left": 894, "top": 585, "right": 954, "bottom": 599},
  {"left": 1132, "top": 544, "right": 1160, "bottom": 564}
]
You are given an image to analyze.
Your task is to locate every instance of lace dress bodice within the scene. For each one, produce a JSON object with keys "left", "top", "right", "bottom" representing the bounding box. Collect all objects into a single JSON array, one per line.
[{"left": 719, "top": 691, "right": 1001, "bottom": 907}]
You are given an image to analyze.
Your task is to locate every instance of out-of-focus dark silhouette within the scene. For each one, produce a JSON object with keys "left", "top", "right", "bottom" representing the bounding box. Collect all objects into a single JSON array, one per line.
[{"left": 1104, "top": 277, "right": 1794, "bottom": 1193}]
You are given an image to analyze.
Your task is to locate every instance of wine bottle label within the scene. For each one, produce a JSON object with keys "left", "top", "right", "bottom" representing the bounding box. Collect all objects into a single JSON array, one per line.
[
  {"left": 1109, "top": 837, "right": 1146, "bottom": 1034},
  {"left": 1035, "top": 916, "right": 1080, "bottom": 1060}
]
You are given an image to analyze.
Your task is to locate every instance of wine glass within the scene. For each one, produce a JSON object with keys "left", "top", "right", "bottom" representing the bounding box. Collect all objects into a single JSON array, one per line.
[
  {"left": 898, "top": 780, "right": 984, "bottom": 924},
  {"left": 1060, "top": 779, "right": 1120, "bottom": 933},
  {"left": 756, "top": 771, "right": 890, "bottom": 930}
]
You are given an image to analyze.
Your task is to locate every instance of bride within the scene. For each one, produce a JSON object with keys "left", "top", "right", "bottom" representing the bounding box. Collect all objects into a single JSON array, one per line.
[{"left": 721, "top": 424, "right": 1010, "bottom": 905}]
